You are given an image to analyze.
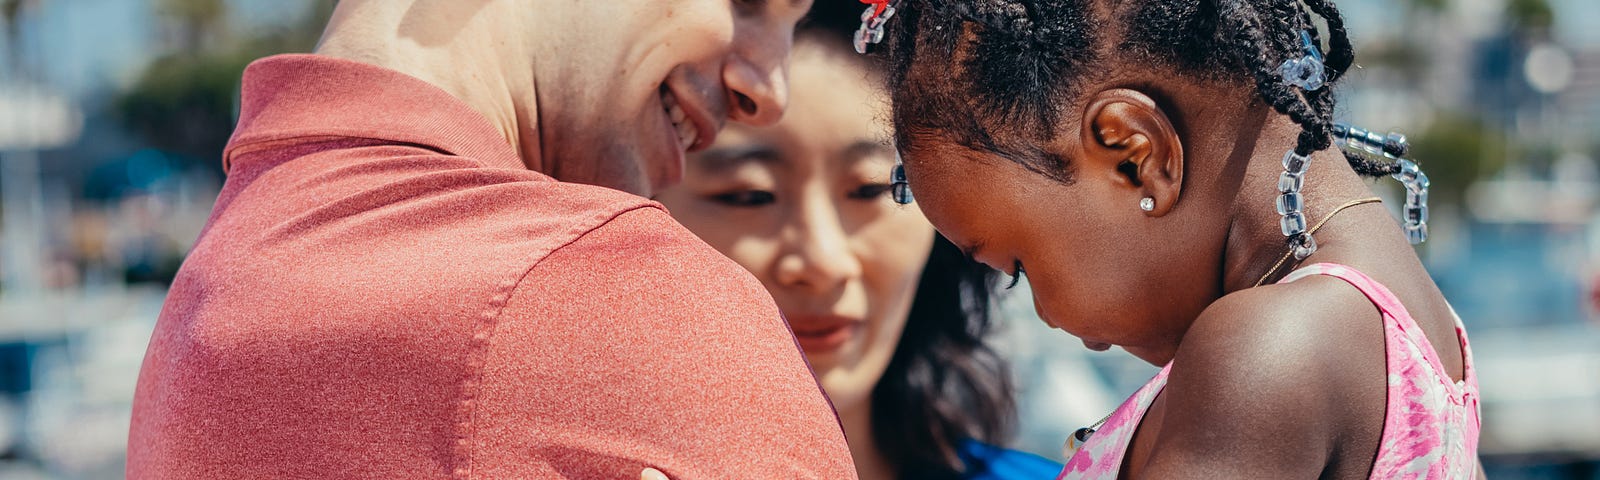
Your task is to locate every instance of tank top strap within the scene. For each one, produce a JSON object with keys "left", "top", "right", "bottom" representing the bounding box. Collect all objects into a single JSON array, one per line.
[
  {"left": 1279, "top": 263, "right": 1468, "bottom": 388},
  {"left": 1279, "top": 263, "right": 1410, "bottom": 317}
]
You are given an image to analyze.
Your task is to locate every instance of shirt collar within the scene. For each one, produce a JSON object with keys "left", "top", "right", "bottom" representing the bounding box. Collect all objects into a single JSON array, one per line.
[{"left": 224, "top": 54, "right": 526, "bottom": 173}]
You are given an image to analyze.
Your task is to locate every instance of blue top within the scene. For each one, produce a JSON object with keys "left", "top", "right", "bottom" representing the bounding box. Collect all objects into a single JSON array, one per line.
[{"left": 957, "top": 439, "right": 1063, "bottom": 480}]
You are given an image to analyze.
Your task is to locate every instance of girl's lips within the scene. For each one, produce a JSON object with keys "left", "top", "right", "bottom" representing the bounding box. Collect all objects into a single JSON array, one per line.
[
  {"left": 788, "top": 315, "right": 863, "bottom": 353},
  {"left": 1083, "top": 339, "right": 1113, "bottom": 352}
]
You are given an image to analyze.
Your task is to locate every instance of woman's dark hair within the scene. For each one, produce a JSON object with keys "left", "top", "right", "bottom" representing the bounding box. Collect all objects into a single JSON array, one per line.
[
  {"left": 876, "top": 233, "right": 1015, "bottom": 479},
  {"left": 878, "top": 0, "right": 1404, "bottom": 185},
  {"left": 798, "top": 6, "right": 1020, "bottom": 478}
]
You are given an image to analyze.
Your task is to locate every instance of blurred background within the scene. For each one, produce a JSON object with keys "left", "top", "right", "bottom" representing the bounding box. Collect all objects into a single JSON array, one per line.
[{"left": 0, "top": 0, "right": 1594, "bottom": 478}]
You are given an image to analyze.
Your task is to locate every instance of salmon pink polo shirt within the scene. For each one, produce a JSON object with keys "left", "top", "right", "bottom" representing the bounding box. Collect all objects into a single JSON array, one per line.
[{"left": 128, "top": 54, "right": 857, "bottom": 479}]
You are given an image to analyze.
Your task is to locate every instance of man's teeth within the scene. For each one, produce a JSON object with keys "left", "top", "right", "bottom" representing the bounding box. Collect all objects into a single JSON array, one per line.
[
  {"left": 677, "top": 117, "right": 698, "bottom": 150},
  {"left": 662, "top": 91, "right": 697, "bottom": 150}
]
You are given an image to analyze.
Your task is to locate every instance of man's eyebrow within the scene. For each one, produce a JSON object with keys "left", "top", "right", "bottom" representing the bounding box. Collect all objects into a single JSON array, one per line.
[{"left": 693, "top": 145, "right": 783, "bottom": 174}]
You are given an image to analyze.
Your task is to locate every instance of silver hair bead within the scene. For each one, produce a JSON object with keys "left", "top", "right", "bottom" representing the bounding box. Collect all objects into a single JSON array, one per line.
[
  {"left": 1333, "top": 123, "right": 1430, "bottom": 245},
  {"left": 1292, "top": 234, "right": 1318, "bottom": 260},
  {"left": 1385, "top": 132, "right": 1409, "bottom": 157},
  {"left": 1278, "top": 171, "right": 1304, "bottom": 194},
  {"left": 1333, "top": 123, "right": 1409, "bottom": 159},
  {"left": 1279, "top": 30, "right": 1326, "bottom": 91},
  {"left": 1394, "top": 159, "right": 1421, "bottom": 182},
  {"left": 853, "top": 4, "right": 896, "bottom": 54},
  {"left": 1279, "top": 57, "right": 1326, "bottom": 91},
  {"left": 1391, "top": 159, "right": 1430, "bottom": 245},
  {"left": 1275, "top": 192, "right": 1303, "bottom": 216},
  {"left": 1282, "top": 150, "right": 1311, "bottom": 174},
  {"left": 1281, "top": 212, "right": 1308, "bottom": 237},
  {"left": 1406, "top": 204, "right": 1429, "bottom": 225},
  {"left": 1404, "top": 223, "right": 1428, "bottom": 245},
  {"left": 1410, "top": 187, "right": 1429, "bottom": 206},
  {"left": 1275, "top": 146, "right": 1316, "bottom": 259},
  {"left": 1412, "top": 172, "right": 1430, "bottom": 193}
]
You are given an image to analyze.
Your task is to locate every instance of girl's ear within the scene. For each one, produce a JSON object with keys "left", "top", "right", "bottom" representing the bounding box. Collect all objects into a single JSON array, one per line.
[{"left": 1075, "top": 88, "right": 1184, "bottom": 217}]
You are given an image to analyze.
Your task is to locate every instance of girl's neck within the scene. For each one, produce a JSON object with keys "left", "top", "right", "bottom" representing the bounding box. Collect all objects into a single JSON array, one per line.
[
  {"left": 1216, "top": 114, "right": 1392, "bottom": 294},
  {"left": 840, "top": 402, "right": 898, "bottom": 480}
]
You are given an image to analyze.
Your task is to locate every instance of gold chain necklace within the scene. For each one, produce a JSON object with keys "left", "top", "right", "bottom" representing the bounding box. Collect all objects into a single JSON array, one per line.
[{"left": 1253, "top": 197, "right": 1383, "bottom": 287}]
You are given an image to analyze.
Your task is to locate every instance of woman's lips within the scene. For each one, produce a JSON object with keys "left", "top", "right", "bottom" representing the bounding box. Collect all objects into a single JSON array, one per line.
[{"left": 788, "top": 315, "right": 862, "bottom": 353}]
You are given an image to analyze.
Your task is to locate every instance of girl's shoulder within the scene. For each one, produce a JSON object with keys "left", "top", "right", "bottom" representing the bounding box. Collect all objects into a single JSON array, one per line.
[
  {"left": 956, "top": 439, "right": 1064, "bottom": 480},
  {"left": 1187, "top": 276, "right": 1388, "bottom": 371},
  {"left": 1138, "top": 279, "right": 1388, "bottom": 476},
  {"left": 1181, "top": 277, "right": 1389, "bottom": 405}
]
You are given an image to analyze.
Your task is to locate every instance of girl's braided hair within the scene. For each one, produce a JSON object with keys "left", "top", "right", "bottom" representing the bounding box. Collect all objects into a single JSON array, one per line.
[{"left": 880, "top": 0, "right": 1402, "bottom": 182}]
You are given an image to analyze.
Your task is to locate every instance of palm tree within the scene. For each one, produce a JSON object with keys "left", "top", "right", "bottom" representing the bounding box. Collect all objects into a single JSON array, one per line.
[
  {"left": 117, "top": 0, "right": 331, "bottom": 164},
  {"left": 1505, "top": 0, "right": 1554, "bottom": 36},
  {"left": 157, "top": 0, "right": 226, "bottom": 53}
]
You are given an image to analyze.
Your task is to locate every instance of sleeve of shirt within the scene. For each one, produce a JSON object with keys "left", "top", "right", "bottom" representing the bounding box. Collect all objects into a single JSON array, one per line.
[{"left": 468, "top": 206, "right": 858, "bottom": 479}]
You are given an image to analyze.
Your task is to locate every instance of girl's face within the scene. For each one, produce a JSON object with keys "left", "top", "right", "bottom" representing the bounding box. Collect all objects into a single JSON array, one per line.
[
  {"left": 896, "top": 89, "right": 1221, "bottom": 366},
  {"left": 656, "top": 42, "right": 935, "bottom": 411},
  {"left": 896, "top": 142, "right": 1171, "bottom": 363}
]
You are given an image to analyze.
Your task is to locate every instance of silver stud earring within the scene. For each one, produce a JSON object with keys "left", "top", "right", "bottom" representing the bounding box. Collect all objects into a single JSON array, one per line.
[{"left": 1139, "top": 197, "right": 1155, "bottom": 212}]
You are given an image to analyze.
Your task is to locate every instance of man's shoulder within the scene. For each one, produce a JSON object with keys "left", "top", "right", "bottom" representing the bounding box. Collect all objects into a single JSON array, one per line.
[
  {"left": 473, "top": 202, "right": 852, "bottom": 479},
  {"left": 532, "top": 202, "right": 771, "bottom": 307},
  {"left": 556, "top": 201, "right": 726, "bottom": 262}
]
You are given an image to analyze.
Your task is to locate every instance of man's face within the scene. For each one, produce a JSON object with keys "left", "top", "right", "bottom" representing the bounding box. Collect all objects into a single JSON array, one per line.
[{"left": 533, "top": 0, "right": 812, "bottom": 197}]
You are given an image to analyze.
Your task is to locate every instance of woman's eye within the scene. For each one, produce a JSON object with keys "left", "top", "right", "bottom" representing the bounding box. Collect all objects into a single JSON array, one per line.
[
  {"left": 709, "top": 190, "right": 776, "bottom": 207},
  {"left": 848, "top": 183, "right": 893, "bottom": 201}
]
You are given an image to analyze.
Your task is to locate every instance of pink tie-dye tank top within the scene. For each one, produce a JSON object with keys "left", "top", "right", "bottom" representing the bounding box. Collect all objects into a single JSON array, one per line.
[{"left": 1057, "top": 263, "right": 1481, "bottom": 479}]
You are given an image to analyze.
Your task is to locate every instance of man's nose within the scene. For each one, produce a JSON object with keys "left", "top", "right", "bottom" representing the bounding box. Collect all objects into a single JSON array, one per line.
[{"left": 722, "top": 41, "right": 791, "bottom": 126}]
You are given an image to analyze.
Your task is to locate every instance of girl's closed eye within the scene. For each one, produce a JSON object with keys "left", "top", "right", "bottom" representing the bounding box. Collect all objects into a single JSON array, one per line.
[{"left": 1006, "top": 260, "right": 1025, "bottom": 289}]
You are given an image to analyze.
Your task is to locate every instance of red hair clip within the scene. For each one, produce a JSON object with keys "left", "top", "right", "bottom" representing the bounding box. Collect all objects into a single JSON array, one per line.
[
  {"left": 854, "top": 0, "right": 899, "bottom": 54},
  {"left": 860, "top": 0, "right": 891, "bottom": 17}
]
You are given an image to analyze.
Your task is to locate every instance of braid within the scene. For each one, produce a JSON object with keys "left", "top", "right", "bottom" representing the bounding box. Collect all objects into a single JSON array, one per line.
[
  {"left": 1300, "top": 0, "right": 1403, "bottom": 176},
  {"left": 885, "top": 0, "right": 1096, "bottom": 179},
  {"left": 1215, "top": 0, "right": 1321, "bottom": 157},
  {"left": 884, "top": 0, "right": 1399, "bottom": 181},
  {"left": 1302, "top": 0, "right": 1355, "bottom": 81},
  {"left": 1215, "top": 0, "right": 1404, "bottom": 180},
  {"left": 937, "top": 0, "right": 1032, "bottom": 33}
]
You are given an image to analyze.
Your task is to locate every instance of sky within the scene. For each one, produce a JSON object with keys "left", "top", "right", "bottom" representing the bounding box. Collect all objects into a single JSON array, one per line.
[
  {"left": 1340, "top": 0, "right": 1600, "bottom": 45},
  {"left": 1, "top": 0, "right": 1597, "bottom": 104},
  {"left": 1, "top": 0, "right": 316, "bottom": 97}
]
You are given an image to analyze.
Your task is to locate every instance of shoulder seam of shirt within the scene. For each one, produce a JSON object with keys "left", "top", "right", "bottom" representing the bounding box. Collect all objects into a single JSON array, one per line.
[
  {"left": 455, "top": 200, "right": 662, "bottom": 479},
  {"left": 225, "top": 132, "right": 490, "bottom": 172}
]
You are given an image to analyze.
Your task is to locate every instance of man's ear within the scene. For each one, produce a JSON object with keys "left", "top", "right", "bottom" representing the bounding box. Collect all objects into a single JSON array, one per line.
[{"left": 1077, "top": 88, "right": 1184, "bottom": 216}]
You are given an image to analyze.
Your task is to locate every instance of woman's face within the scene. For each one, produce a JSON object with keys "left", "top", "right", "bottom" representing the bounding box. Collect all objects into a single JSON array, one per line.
[{"left": 656, "top": 42, "right": 935, "bottom": 411}]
